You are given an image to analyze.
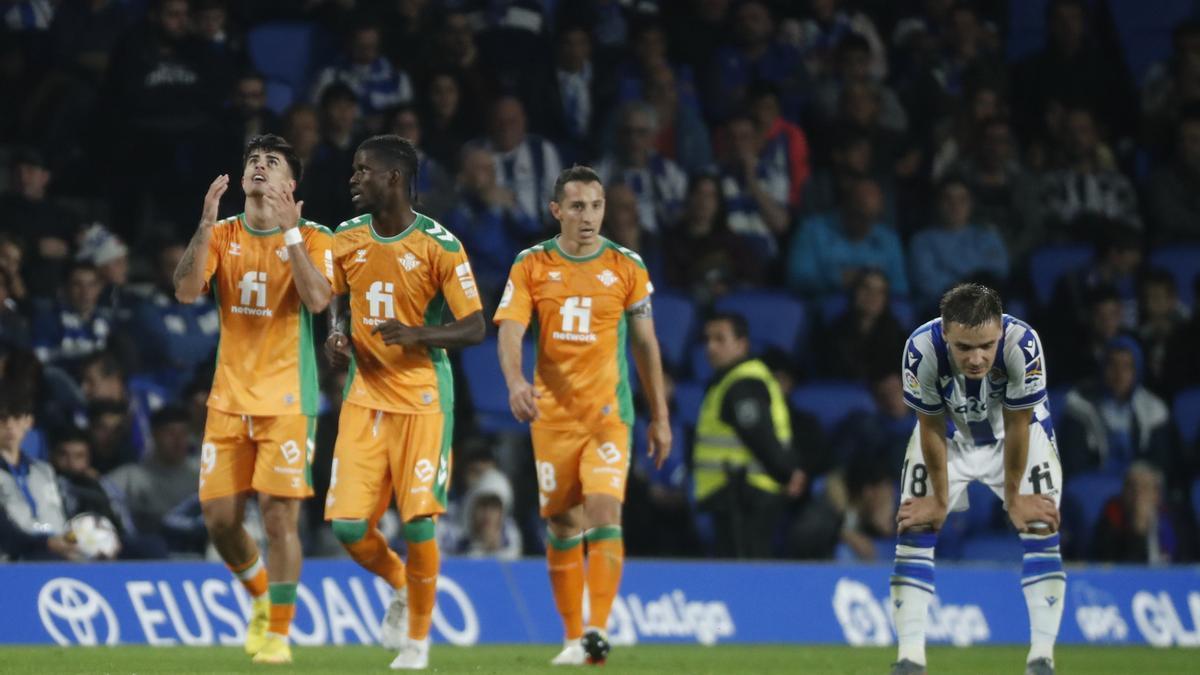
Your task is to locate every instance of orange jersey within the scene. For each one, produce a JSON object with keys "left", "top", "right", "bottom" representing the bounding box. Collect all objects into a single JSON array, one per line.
[
  {"left": 332, "top": 212, "right": 483, "bottom": 414},
  {"left": 203, "top": 214, "right": 333, "bottom": 416},
  {"left": 493, "top": 237, "right": 654, "bottom": 429}
]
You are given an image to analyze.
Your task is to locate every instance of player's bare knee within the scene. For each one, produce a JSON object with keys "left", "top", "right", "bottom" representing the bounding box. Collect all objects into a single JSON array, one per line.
[
  {"left": 201, "top": 498, "right": 240, "bottom": 539},
  {"left": 583, "top": 495, "right": 621, "bottom": 528},
  {"left": 259, "top": 496, "right": 299, "bottom": 541},
  {"left": 547, "top": 508, "right": 584, "bottom": 539}
]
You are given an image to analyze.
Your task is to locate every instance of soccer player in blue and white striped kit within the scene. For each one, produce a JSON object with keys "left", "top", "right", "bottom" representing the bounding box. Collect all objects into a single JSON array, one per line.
[{"left": 890, "top": 284, "right": 1064, "bottom": 675}]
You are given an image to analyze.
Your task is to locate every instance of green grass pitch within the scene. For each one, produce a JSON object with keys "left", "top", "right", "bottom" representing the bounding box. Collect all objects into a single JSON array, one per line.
[{"left": 1, "top": 645, "right": 1195, "bottom": 674}]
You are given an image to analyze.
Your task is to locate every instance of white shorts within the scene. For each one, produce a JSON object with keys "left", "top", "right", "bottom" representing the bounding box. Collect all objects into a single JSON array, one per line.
[{"left": 899, "top": 420, "right": 1062, "bottom": 512}]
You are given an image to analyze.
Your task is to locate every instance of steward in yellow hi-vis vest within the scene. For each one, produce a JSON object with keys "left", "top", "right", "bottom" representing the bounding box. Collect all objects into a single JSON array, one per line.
[{"left": 693, "top": 312, "right": 804, "bottom": 559}]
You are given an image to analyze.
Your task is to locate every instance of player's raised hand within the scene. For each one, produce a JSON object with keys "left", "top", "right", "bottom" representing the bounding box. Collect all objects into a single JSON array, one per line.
[
  {"left": 372, "top": 320, "right": 425, "bottom": 347},
  {"left": 325, "top": 331, "right": 351, "bottom": 368},
  {"left": 507, "top": 378, "right": 539, "bottom": 422},
  {"left": 1007, "top": 494, "right": 1060, "bottom": 533},
  {"left": 200, "top": 174, "right": 229, "bottom": 229},
  {"left": 268, "top": 185, "right": 303, "bottom": 231},
  {"left": 897, "top": 496, "right": 948, "bottom": 533},
  {"left": 646, "top": 417, "right": 672, "bottom": 469}
]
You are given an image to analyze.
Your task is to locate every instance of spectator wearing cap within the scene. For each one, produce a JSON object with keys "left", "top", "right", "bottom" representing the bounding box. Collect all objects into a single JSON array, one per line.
[
  {"left": 1060, "top": 338, "right": 1173, "bottom": 476},
  {"left": 75, "top": 224, "right": 137, "bottom": 323},
  {"left": 0, "top": 148, "right": 78, "bottom": 298},
  {"left": 439, "top": 467, "right": 522, "bottom": 560}
]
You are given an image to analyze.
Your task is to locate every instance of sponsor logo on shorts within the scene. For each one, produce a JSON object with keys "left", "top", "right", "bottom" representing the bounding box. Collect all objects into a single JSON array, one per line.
[{"left": 415, "top": 459, "right": 434, "bottom": 483}]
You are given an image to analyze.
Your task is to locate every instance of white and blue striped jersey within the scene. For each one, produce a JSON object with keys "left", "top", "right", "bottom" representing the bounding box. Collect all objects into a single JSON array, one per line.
[{"left": 901, "top": 315, "right": 1050, "bottom": 447}]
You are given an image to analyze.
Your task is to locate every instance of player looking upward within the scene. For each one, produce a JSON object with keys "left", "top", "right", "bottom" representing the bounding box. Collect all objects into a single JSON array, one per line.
[
  {"left": 494, "top": 165, "right": 672, "bottom": 666},
  {"left": 324, "top": 134, "right": 485, "bottom": 670},
  {"left": 890, "top": 284, "right": 1064, "bottom": 675},
  {"left": 173, "top": 134, "right": 333, "bottom": 665}
]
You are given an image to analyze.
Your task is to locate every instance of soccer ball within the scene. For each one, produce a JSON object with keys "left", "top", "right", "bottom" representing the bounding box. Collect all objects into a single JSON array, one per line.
[{"left": 66, "top": 513, "right": 120, "bottom": 560}]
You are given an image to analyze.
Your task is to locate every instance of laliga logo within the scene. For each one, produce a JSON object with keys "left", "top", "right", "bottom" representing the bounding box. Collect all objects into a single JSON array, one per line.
[
  {"left": 831, "top": 578, "right": 989, "bottom": 647},
  {"left": 38, "top": 578, "right": 120, "bottom": 646}
]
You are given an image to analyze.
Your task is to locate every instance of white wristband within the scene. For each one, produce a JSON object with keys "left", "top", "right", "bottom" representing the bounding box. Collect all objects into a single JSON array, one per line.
[{"left": 283, "top": 228, "right": 303, "bottom": 246}]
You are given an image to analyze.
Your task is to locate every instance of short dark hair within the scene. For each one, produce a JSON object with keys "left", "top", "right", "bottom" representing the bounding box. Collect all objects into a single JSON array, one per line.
[
  {"left": 357, "top": 134, "right": 420, "bottom": 189},
  {"left": 82, "top": 351, "right": 125, "bottom": 380},
  {"left": 319, "top": 82, "right": 358, "bottom": 109},
  {"left": 51, "top": 427, "right": 90, "bottom": 450},
  {"left": 244, "top": 133, "right": 303, "bottom": 182},
  {"left": 706, "top": 311, "right": 750, "bottom": 340},
  {"left": 0, "top": 384, "right": 34, "bottom": 418},
  {"left": 65, "top": 260, "right": 100, "bottom": 281},
  {"left": 552, "top": 165, "right": 603, "bottom": 202},
  {"left": 939, "top": 283, "right": 1003, "bottom": 327},
  {"left": 1142, "top": 267, "right": 1178, "bottom": 294},
  {"left": 151, "top": 405, "right": 190, "bottom": 430}
]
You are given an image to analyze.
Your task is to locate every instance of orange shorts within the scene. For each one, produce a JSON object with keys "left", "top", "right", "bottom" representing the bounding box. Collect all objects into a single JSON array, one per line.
[
  {"left": 531, "top": 422, "right": 632, "bottom": 517},
  {"left": 199, "top": 410, "right": 315, "bottom": 501},
  {"left": 324, "top": 402, "right": 452, "bottom": 522}
]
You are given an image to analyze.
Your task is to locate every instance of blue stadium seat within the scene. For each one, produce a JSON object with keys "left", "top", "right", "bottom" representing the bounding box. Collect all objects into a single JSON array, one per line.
[
  {"left": 461, "top": 338, "right": 533, "bottom": 433},
  {"left": 248, "top": 21, "right": 327, "bottom": 92},
  {"left": 961, "top": 481, "right": 1001, "bottom": 532},
  {"left": 1107, "top": 0, "right": 1193, "bottom": 85},
  {"left": 673, "top": 381, "right": 706, "bottom": 429},
  {"left": 652, "top": 292, "right": 695, "bottom": 373},
  {"left": 690, "top": 344, "right": 712, "bottom": 383},
  {"left": 789, "top": 381, "right": 875, "bottom": 432},
  {"left": 1149, "top": 245, "right": 1200, "bottom": 307},
  {"left": 1005, "top": 298, "right": 1030, "bottom": 322},
  {"left": 1193, "top": 479, "right": 1200, "bottom": 525},
  {"left": 1028, "top": 244, "right": 1094, "bottom": 306},
  {"left": 1063, "top": 471, "right": 1124, "bottom": 557},
  {"left": 1047, "top": 386, "right": 1070, "bottom": 420},
  {"left": 1006, "top": 0, "right": 1047, "bottom": 62},
  {"left": 961, "top": 533, "right": 1024, "bottom": 562},
  {"left": 19, "top": 427, "right": 46, "bottom": 461},
  {"left": 1173, "top": 387, "right": 1200, "bottom": 448},
  {"left": 264, "top": 80, "right": 295, "bottom": 115},
  {"left": 714, "top": 291, "right": 806, "bottom": 354}
]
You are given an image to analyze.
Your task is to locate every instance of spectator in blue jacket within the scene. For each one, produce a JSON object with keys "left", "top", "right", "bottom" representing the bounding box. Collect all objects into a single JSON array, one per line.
[
  {"left": 787, "top": 176, "right": 908, "bottom": 297},
  {"left": 32, "top": 261, "right": 113, "bottom": 374},
  {"left": 444, "top": 145, "right": 543, "bottom": 306},
  {"left": 128, "top": 242, "right": 218, "bottom": 395},
  {"left": 908, "top": 176, "right": 1009, "bottom": 312}
]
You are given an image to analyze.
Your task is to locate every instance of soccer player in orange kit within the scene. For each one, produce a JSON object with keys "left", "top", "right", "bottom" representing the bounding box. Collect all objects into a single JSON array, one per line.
[
  {"left": 173, "top": 134, "right": 333, "bottom": 664},
  {"left": 323, "top": 135, "right": 485, "bottom": 670},
  {"left": 494, "top": 165, "right": 672, "bottom": 665}
]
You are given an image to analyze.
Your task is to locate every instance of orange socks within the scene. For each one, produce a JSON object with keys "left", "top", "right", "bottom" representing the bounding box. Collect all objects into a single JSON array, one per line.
[
  {"left": 546, "top": 530, "right": 585, "bottom": 640},
  {"left": 345, "top": 527, "right": 408, "bottom": 591},
  {"left": 404, "top": 519, "right": 439, "bottom": 641},
  {"left": 585, "top": 526, "right": 624, "bottom": 632},
  {"left": 268, "top": 583, "right": 297, "bottom": 637},
  {"left": 229, "top": 553, "right": 269, "bottom": 599}
]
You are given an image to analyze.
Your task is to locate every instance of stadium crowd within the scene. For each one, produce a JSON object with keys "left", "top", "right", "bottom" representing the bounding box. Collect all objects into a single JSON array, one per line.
[{"left": 1, "top": 0, "right": 1199, "bottom": 565}]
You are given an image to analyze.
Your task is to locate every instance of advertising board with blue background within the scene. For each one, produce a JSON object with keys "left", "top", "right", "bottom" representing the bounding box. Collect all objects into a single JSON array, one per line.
[{"left": 6, "top": 558, "right": 1199, "bottom": 647}]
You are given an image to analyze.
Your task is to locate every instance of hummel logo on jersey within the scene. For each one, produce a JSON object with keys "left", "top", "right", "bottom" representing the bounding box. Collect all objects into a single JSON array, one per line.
[
  {"left": 275, "top": 246, "right": 289, "bottom": 262},
  {"left": 548, "top": 271, "right": 562, "bottom": 281},
  {"left": 597, "top": 269, "right": 618, "bottom": 287},
  {"left": 232, "top": 271, "right": 271, "bottom": 316},
  {"left": 354, "top": 249, "right": 367, "bottom": 263},
  {"left": 229, "top": 242, "right": 242, "bottom": 256},
  {"left": 554, "top": 296, "right": 596, "bottom": 343},
  {"left": 399, "top": 252, "right": 420, "bottom": 271},
  {"left": 1046, "top": 596, "right": 1058, "bottom": 607},
  {"left": 363, "top": 280, "right": 395, "bottom": 325}
]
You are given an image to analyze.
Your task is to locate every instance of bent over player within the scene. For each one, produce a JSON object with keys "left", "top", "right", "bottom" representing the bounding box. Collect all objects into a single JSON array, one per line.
[
  {"left": 890, "top": 284, "right": 1064, "bottom": 675},
  {"left": 494, "top": 165, "right": 671, "bottom": 665},
  {"left": 174, "top": 134, "right": 333, "bottom": 664},
  {"left": 324, "top": 135, "right": 485, "bottom": 670}
]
